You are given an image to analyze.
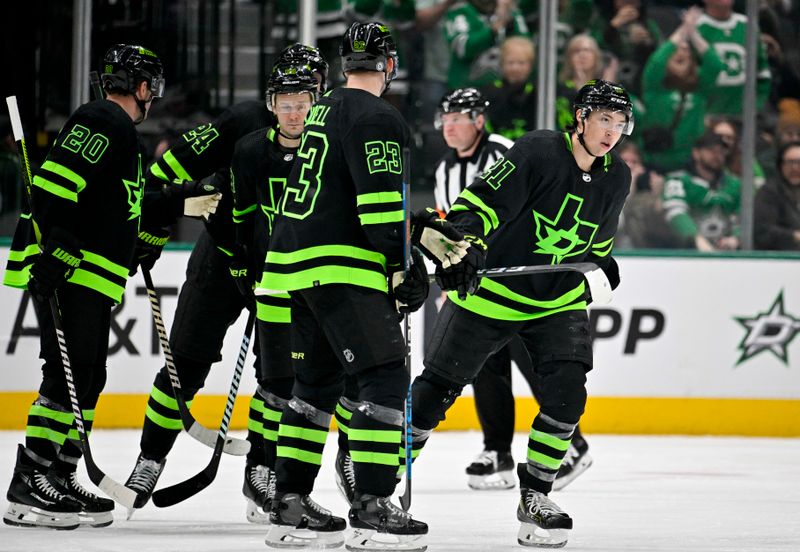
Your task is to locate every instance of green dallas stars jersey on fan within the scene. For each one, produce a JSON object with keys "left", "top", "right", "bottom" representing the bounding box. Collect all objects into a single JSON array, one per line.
[
  {"left": 259, "top": 87, "right": 411, "bottom": 295},
  {"left": 4, "top": 100, "right": 143, "bottom": 302},
  {"left": 446, "top": 130, "right": 630, "bottom": 321},
  {"left": 695, "top": 11, "right": 771, "bottom": 116}
]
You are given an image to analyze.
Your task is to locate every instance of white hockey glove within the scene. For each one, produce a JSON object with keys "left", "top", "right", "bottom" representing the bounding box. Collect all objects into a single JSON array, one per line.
[
  {"left": 184, "top": 192, "right": 222, "bottom": 220},
  {"left": 411, "top": 208, "right": 469, "bottom": 269}
]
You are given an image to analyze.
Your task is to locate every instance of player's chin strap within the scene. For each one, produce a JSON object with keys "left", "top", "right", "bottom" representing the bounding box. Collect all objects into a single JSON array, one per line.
[{"left": 133, "top": 94, "right": 150, "bottom": 125}]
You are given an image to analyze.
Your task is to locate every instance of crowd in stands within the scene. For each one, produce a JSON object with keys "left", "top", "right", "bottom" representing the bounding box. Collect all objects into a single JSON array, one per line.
[{"left": 2, "top": 0, "right": 800, "bottom": 251}]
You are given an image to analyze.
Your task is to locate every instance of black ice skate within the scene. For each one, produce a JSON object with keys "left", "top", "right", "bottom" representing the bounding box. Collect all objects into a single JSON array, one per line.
[
  {"left": 124, "top": 453, "right": 166, "bottom": 518},
  {"left": 49, "top": 469, "right": 115, "bottom": 527},
  {"left": 243, "top": 463, "right": 275, "bottom": 524},
  {"left": 334, "top": 449, "right": 356, "bottom": 506},
  {"left": 3, "top": 445, "right": 82, "bottom": 530},
  {"left": 345, "top": 494, "right": 428, "bottom": 552},
  {"left": 552, "top": 440, "right": 592, "bottom": 492},
  {"left": 465, "top": 449, "right": 515, "bottom": 490},
  {"left": 265, "top": 492, "right": 346, "bottom": 549},
  {"left": 517, "top": 486, "right": 572, "bottom": 548}
]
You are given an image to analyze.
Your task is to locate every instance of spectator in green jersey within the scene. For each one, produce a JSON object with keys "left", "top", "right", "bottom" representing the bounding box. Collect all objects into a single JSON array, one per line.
[
  {"left": 662, "top": 131, "right": 742, "bottom": 251},
  {"left": 443, "top": 0, "right": 529, "bottom": 89},
  {"left": 481, "top": 36, "right": 537, "bottom": 140},
  {"left": 695, "top": 0, "right": 771, "bottom": 117},
  {"left": 640, "top": 6, "right": 726, "bottom": 173},
  {"left": 555, "top": 33, "right": 604, "bottom": 130}
]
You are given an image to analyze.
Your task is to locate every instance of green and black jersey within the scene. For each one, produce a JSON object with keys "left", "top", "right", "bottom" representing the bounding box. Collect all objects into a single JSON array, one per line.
[
  {"left": 4, "top": 99, "right": 142, "bottom": 302},
  {"left": 230, "top": 126, "right": 298, "bottom": 323},
  {"left": 446, "top": 130, "right": 630, "bottom": 321},
  {"left": 147, "top": 100, "right": 274, "bottom": 251},
  {"left": 260, "top": 87, "right": 411, "bottom": 295}
]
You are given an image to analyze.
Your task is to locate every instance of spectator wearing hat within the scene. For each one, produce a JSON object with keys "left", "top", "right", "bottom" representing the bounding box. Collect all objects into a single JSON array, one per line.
[
  {"left": 754, "top": 141, "right": 800, "bottom": 251},
  {"left": 662, "top": 131, "right": 741, "bottom": 251}
]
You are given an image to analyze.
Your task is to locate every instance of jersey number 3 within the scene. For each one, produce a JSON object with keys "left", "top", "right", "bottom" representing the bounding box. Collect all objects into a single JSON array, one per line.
[{"left": 282, "top": 131, "right": 328, "bottom": 220}]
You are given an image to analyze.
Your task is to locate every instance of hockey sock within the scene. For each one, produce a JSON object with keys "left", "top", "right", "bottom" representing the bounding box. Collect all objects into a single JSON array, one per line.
[
  {"left": 349, "top": 401, "right": 404, "bottom": 497},
  {"left": 334, "top": 397, "right": 359, "bottom": 454},
  {"left": 274, "top": 397, "right": 331, "bottom": 496},
  {"left": 523, "top": 413, "right": 578, "bottom": 493},
  {"left": 24, "top": 395, "right": 73, "bottom": 470},
  {"left": 56, "top": 407, "right": 94, "bottom": 469},
  {"left": 257, "top": 386, "right": 290, "bottom": 469},
  {"left": 140, "top": 379, "right": 193, "bottom": 460}
]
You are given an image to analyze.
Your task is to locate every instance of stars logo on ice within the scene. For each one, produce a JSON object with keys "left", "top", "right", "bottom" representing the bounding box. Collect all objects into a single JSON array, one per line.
[{"left": 735, "top": 291, "right": 800, "bottom": 366}]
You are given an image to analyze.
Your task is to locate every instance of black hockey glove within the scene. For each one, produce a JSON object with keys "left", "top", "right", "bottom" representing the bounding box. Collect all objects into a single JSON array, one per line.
[
  {"left": 229, "top": 246, "right": 256, "bottom": 311},
  {"left": 28, "top": 228, "right": 82, "bottom": 301},
  {"left": 410, "top": 208, "right": 469, "bottom": 269},
  {"left": 131, "top": 228, "right": 170, "bottom": 275},
  {"left": 435, "top": 235, "right": 487, "bottom": 300},
  {"left": 389, "top": 247, "right": 430, "bottom": 315}
]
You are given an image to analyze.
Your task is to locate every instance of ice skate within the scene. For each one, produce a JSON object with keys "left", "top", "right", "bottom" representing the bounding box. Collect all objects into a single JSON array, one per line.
[
  {"left": 517, "top": 487, "right": 572, "bottom": 548},
  {"left": 552, "top": 440, "right": 592, "bottom": 492},
  {"left": 265, "top": 492, "right": 346, "bottom": 549},
  {"left": 334, "top": 449, "right": 356, "bottom": 506},
  {"left": 124, "top": 453, "right": 166, "bottom": 519},
  {"left": 243, "top": 463, "right": 274, "bottom": 524},
  {"left": 3, "top": 446, "right": 81, "bottom": 530},
  {"left": 465, "top": 449, "right": 515, "bottom": 490},
  {"left": 345, "top": 494, "right": 428, "bottom": 552},
  {"left": 49, "top": 469, "right": 115, "bottom": 527}
]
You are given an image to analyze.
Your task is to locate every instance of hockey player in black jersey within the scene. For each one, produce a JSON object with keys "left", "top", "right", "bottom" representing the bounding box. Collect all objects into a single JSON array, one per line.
[
  {"left": 2, "top": 44, "right": 164, "bottom": 530},
  {"left": 407, "top": 80, "right": 633, "bottom": 548},
  {"left": 260, "top": 22, "right": 468, "bottom": 551},
  {"left": 228, "top": 61, "right": 319, "bottom": 523},
  {"left": 123, "top": 44, "right": 329, "bottom": 518},
  {"left": 433, "top": 88, "right": 594, "bottom": 492}
]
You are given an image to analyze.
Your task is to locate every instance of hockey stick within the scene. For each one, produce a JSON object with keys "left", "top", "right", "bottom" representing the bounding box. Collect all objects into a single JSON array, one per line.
[
  {"left": 399, "top": 146, "right": 413, "bottom": 512},
  {"left": 141, "top": 267, "right": 250, "bottom": 456},
  {"left": 151, "top": 310, "right": 256, "bottom": 507},
  {"left": 89, "top": 71, "right": 104, "bottom": 101},
  {"left": 430, "top": 262, "right": 613, "bottom": 305},
  {"left": 5, "top": 95, "right": 138, "bottom": 508}
]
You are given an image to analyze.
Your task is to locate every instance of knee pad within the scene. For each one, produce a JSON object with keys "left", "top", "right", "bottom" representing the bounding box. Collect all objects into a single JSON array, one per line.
[
  {"left": 411, "top": 371, "right": 465, "bottom": 431},
  {"left": 536, "top": 361, "right": 588, "bottom": 423},
  {"left": 357, "top": 361, "right": 408, "bottom": 412}
]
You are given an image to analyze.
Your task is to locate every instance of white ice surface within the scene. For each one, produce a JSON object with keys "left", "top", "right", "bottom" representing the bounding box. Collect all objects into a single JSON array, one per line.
[{"left": 1, "top": 430, "right": 799, "bottom": 552}]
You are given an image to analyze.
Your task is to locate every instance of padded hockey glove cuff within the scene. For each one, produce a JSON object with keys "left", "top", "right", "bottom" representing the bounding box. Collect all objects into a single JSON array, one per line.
[
  {"left": 28, "top": 228, "right": 83, "bottom": 300},
  {"left": 410, "top": 208, "right": 469, "bottom": 269},
  {"left": 390, "top": 247, "right": 430, "bottom": 315},
  {"left": 435, "top": 235, "right": 487, "bottom": 300}
]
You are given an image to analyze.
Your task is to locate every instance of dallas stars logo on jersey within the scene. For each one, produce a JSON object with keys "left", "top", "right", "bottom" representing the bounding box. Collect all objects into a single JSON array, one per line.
[
  {"left": 122, "top": 153, "right": 144, "bottom": 221},
  {"left": 735, "top": 291, "right": 800, "bottom": 366},
  {"left": 532, "top": 194, "right": 598, "bottom": 264}
]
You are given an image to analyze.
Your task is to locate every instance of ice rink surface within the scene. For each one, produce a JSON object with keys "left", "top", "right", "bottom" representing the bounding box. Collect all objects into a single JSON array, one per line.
[{"left": 0, "top": 430, "right": 798, "bottom": 552}]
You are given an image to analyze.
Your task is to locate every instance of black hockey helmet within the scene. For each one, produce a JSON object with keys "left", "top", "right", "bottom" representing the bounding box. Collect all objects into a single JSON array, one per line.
[
  {"left": 278, "top": 43, "right": 329, "bottom": 94},
  {"left": 434, "top": 88, "right": 490, "bottom": 129},
  {"left": 339, "top": 22, "right": 398, "bottom": 83},
  {"left": 266, "top": 62, "right": 319, "bottom": 112},
  {"left": 101, "top": 44, "right": 165, "bottom": 98},
  {"left": 572, "top": 79, "right": 634, "bottom": 136}
]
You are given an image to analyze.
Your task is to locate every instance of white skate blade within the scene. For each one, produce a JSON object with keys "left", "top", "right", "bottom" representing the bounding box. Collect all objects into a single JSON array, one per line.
[
  {"left": 552, "top": 453, "right": 593, "bottom": 492},
  {"left": 245, "top": 498, "right": 270, "bottom": 525},
  {"left": 467, "top": 469, "right": 515, "bottom": 490},
  {"left": 345, "top": 528, "right": 428, "bottom": 552},
  {"left": 517, "top": 522, "right": 568, "bottom": 548},
  {"left": 265, "top": 523, "right": 344, "bottom": 549},
  {"left": 126, "top": 507, "right": 137, "bottom": 520},
  {"left": 78, "top": 509, "right": 114, "bottom": 528},
  {"left": 3, "top": 502, "right": 80, "bottom": 530}
]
